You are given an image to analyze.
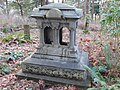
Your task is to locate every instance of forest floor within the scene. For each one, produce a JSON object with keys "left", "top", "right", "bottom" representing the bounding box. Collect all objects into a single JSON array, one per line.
[{"left": 0, "top": 20, "right": 119, "bottom": 90}]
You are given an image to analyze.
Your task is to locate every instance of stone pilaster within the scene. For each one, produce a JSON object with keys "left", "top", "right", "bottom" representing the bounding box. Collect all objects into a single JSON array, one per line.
[
  {"left": 70, "top": 29, "right": 75, "bottom": 48},
  {"left": 53, "top": 22, "right": 59, "bottom": 47},
  {"left": 39, "top": 27, "right": 43, "bottom": 47}
]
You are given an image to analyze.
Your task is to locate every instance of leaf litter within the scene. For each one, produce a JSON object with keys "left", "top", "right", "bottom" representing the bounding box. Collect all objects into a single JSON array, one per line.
[{"left": 0, "top": 25, "right": 119, "bottom": 90}]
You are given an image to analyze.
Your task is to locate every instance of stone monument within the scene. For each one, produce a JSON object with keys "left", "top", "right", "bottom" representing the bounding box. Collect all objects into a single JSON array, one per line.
[{"left": 17, "top": 3, "right": 90, "bottom": 88}]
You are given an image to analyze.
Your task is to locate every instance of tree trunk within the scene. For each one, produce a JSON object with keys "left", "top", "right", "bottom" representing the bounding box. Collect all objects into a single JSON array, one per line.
[
  {"left": 20, "top": 5, "right": 23, "bottom": 16},
  {"left": 78, "top": 0, "right": 80, "bottom": 7},
  {"left": 91, "top": 0, "right": 94, "bottom": 20},
  {"left": 45, "top": 0, "right": 49, "bottom": 4},
  {"left": 40, "top": 0, "right": 46, "bottom": 6},
  {"left": 40, "top": 0, "right": 43, "bottom": 6},
  {"left": 5, "top": 0, "right": 9, "bottom": 15},
  {"left": 35, "top": 0, "right": 38, "bottom": 7},
  {"left": 34, "top": 0, "right": 41, "bottom": 7},
  {"left": 85, "top": 0, "right": 89, "bottom": 14},
  {"left": 18, "top": 3, "right": 23, "bottom": 16}
]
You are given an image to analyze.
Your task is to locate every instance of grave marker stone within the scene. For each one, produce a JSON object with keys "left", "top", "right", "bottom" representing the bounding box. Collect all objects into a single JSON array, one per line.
[
  {"left": 17, "top": 3, "right": 90, "bottom": 88},
  {"left": 24, "top": 25, "right": 30, "bottom": 40}
]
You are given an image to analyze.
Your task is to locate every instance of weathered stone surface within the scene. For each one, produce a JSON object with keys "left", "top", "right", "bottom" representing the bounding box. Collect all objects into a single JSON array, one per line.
[
  {"left": 24, "top": 25, "right": 30, "bottom": 40},
  {"left": 31, "top": 3, "right": 83, "bottom": 19},
  {"left": 28, "top": 51, "right": 87, "bottom": 68},
  {"left": 17, "top": 3, "right": 90, "bottom": 88},
  {"left": 46, "top": 8, "right": 62, "bottom": 18},
  {"left": 17, "top": 70, "right": 90, "bottom": 88},
  {"left": 36, "top": 46, "right": 81, "bottom": 62},
  {"left": 22, "top": 63, "right": 85, "bottom": 80},
  {"left": 17, "top": 51, "right": 90, "bottom": 87}
]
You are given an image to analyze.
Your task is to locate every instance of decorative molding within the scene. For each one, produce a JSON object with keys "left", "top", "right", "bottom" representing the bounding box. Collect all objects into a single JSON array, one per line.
[
  {"left": 42, "top": 22, "right": 53, "bottom": 29},
  {"left": 22, "top": 63, "right": 86, "bottom": 80},
  {"left": 58, "top": 23, "right": 69, "bottom": 30}
]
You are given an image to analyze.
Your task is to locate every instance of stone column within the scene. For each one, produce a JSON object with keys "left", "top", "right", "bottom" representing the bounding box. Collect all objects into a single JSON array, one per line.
[
  {"left": 54, "top": 29, "right": 59, "bottom": 47},
  {"left": 39, "top": 27, "right": 44, "bottom": 47},
  {"left": 53, "top": 23, "right": 59, "bottom": 47},
  {"left": 36, "top": 20, "right": 43, "bottom": 47},
  {"left": 70, "top": 29, "right": 75, "bottom": 48},
  {"left": 74, "top": 30, "right": 76, "bottom": 46},
  {"left": 69, "top": 21, "right": 76, "bottom": 48}
]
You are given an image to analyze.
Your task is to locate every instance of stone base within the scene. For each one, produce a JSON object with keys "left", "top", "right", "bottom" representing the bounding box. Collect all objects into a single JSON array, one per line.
[
  {"left": 17, "top": 70, "right": 90, "bottom": 88},
  {"left": 16, "top": 51, "right": 91, "bottom": 88}
]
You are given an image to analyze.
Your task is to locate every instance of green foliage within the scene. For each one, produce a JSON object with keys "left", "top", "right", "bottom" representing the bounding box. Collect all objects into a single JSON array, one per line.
[
  {"left": 16, "top": 32, "right": 27, "bottom": 43},
  {"left": 101, "top": 0, "right": 120, "bottom": 36},
  {"left": 90, "top": 2, "right": 100, "bottom": 14},
  {"left": 88, "top": 85, "right": 120, "bottom": 90},
  {"left": 85, "top": 15, "right": 91, "bottom": 23},
  {"left": 0, "top": 63, "right": 12, "bottom": 75},
  {"left": 0, "top": 50, "right": 24, "bottom": 62},
  {"left": 0, "top": 55, "right": 2, "bottom": 60},
  {"left": 9, "top": 0, "right": 35, "bottom": 15},
  {"left": 99, "top": 2, "right": 120, "bottom": 90},
  {"left": 85, "top": 64, "right": 120, "bottom": 90},
  {"left": 85, "top": 43, "right": 120, "bottom": 90},
  {"left": 2, "top": 34, "right": 14, "bottom": 42},
  {"left": 92, "top": 66, "right": 107, "bottom": 73},
  {"left": 2, "top": 27, "right": 9, "bottom": 33},
  {"left": 102, "top": 44, "right": 112, "bottom": 69},
  {"left": 100, "top": 0, "right": 120, "bottom": 79},
  {"left": 82, "top": 30, "right": 90, "bottom": 34},
  {"left": 84, "top": 65, "right": 106, "bottom": 86},
  {"left": 2, "top": 32, "right": 32, "bottom": 43},
  {"left": 5, "top": 51, "right": 24, "bottom": 61},
  {"left": 85, "top": 15, "right": 91, "bottom": 29}
]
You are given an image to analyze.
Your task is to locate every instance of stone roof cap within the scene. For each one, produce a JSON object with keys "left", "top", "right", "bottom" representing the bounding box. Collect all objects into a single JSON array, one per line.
[
  {"left": 30, "top": 3, "right": 83, "bottom": 19},
  {"left": 40, "top": 3, "right": 74, "bottom": 9}
]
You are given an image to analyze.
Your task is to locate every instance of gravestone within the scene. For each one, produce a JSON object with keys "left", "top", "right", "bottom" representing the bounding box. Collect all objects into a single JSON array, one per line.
[
  {"left": 17, "top": 3, "right": 90, "bottom": 88},
  {"left": 24, "top": 25, "right": 30, "bottom": 40}
]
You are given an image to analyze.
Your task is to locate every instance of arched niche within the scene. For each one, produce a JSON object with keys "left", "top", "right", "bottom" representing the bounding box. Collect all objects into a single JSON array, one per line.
[
  {"left": 44, "top": 26, "right": 53, "bottom": 44},
  {"left": 59, "top": 27, "right": 70, "bottom": 46}
]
